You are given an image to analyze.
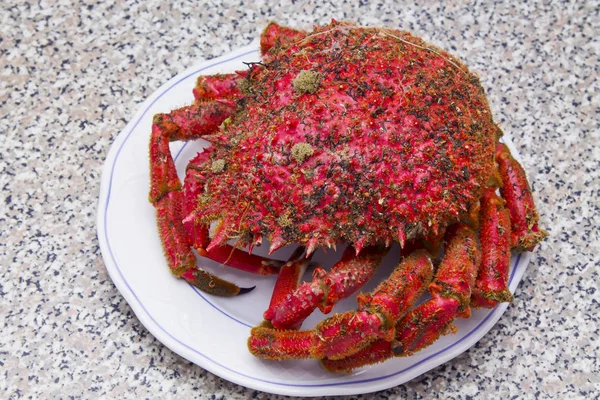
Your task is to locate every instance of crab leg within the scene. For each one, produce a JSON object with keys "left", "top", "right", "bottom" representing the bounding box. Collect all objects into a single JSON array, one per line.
[
  {"left": 149, "top": 101, "right": 235, "bottom": 202},
  {"left": 249, "top": 250, "right": 434, "bottom": 360},
  {"left": 321, "top": 339, "right": 393, "bottom": 373},
  {"left": 396, "top": 224, "right": 480, "bottom": 350},
  {"left": 322, "top": 224, "right": 481, "bottom": 372},
  {"left": 265, "top": 247, "right": 311, "bottom": 315},
  {"left": 260, "top": 22, "right": 306, "bottom": 54},
  {"left": 150, "top": 100, "right": 260, "bottom": 296},
  {"left": 193, "top": 72, "right": 247, "bottom": 101},
  {"left": 153, "top": 189, "right": 253, "bottom": 296},
  {"left": 496, "top": 143, "right": 548, "bottom": 251},
  {"left": 263, "top": 246, "right": 388, "bottom": 330},
  {"left": 471, "top": 189, "right": 514, "bottom": 308}
]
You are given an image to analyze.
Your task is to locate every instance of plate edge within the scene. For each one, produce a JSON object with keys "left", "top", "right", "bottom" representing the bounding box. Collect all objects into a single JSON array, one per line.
[{"left": 95, "top": 45, "right": 539, "bottom": 397}]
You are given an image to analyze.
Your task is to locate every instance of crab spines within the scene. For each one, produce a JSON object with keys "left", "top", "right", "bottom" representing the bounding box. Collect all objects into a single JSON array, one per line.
[
  {"left": 268, "top": 233, "right": 288, "bottom": 254},
  {"left": 181, "top": 162, "right": 283, "bottom": 276},
  {"left": 353, "top": 236, "right": 369, "bottom": 255},
  {"left": 252, "top": 234, "right": 263, "bottom": 249},
  {"left": 305, "top": 236, "right": 319, "bottom": 257},
  {"left": 471, "top": 189, "right": 514, "bottom": 308},
  {"left": 205, "top": 218, "right": 232, "bottom": 252},
  {"left": 496, "top": 143, "right": 548, "bottom": 251},
  {"left": 396, "top": 227, "right": 407, "bottom": 248},
  {"left": 260, "top": 22, "right": 306, "bottom": 55}
]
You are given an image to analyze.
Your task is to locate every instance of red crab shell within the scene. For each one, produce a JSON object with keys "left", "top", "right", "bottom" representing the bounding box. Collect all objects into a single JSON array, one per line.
[
  {"left": 149, "top": 20, "right": 547, "bottom": 371},
  {"left": 185, "top": 20, "right": 496, "bottom": 252}
]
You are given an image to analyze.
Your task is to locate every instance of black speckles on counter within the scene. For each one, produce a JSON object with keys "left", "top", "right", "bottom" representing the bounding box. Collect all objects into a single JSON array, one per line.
[{"left": 1, "top": 0, "right": 599, "bottom": 399}]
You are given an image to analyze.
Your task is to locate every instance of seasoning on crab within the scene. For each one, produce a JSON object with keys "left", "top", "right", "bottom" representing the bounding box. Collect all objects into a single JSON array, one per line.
[{"left": 148, "top": 20, "right": 547, "bottom": 371}]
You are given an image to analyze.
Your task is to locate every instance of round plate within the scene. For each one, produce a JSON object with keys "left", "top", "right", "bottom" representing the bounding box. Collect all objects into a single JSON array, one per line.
[{"left": 97, "top": 43, "right": 533, "bottom": 397}]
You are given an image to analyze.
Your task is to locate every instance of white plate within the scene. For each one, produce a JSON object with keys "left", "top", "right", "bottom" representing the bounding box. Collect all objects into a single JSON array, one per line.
[{"left": 97, "top": 43, "right": 533, "bottom": 397}]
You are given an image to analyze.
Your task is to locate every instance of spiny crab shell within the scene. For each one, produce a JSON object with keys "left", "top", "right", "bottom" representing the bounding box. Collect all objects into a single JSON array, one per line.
[
  {"left": 150, "top": 20, "right": 547, "bottom": 372},
  {"left": 188, "top": 20, "right": 496, "bottom": 253}
]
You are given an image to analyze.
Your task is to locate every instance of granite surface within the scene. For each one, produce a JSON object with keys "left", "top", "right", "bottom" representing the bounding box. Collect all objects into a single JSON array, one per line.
[{"left": 1, "top": 0, "right": 599, "bottom": 398}]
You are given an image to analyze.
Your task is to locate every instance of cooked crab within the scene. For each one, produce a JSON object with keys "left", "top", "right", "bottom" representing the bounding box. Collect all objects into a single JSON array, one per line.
[{"left": 148, "top": 20, "right": 547, "bottom": 371}]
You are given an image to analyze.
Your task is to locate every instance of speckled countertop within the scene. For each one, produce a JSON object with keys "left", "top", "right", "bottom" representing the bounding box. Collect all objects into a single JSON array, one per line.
[{"left": 1, "top": 0, "right": 598, "bottom": 398}]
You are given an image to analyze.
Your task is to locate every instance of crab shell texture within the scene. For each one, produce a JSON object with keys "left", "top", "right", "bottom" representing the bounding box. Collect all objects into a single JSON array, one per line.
[{"left": 189, "top": 20, "right": 497, "bottom": 253}]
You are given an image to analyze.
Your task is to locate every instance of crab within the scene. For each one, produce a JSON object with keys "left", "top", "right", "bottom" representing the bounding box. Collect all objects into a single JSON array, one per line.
[{"left": 149, "top": 20, "right": 547, "bottom": 371}]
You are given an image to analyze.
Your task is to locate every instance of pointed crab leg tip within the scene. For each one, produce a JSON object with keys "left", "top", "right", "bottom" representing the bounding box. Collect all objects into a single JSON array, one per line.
[
  {"left": 182, "top": 269, "right": 250, "bottom": 297},
  {"left": 238, "top": 286, "right": 256, "bottom": 295}
]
